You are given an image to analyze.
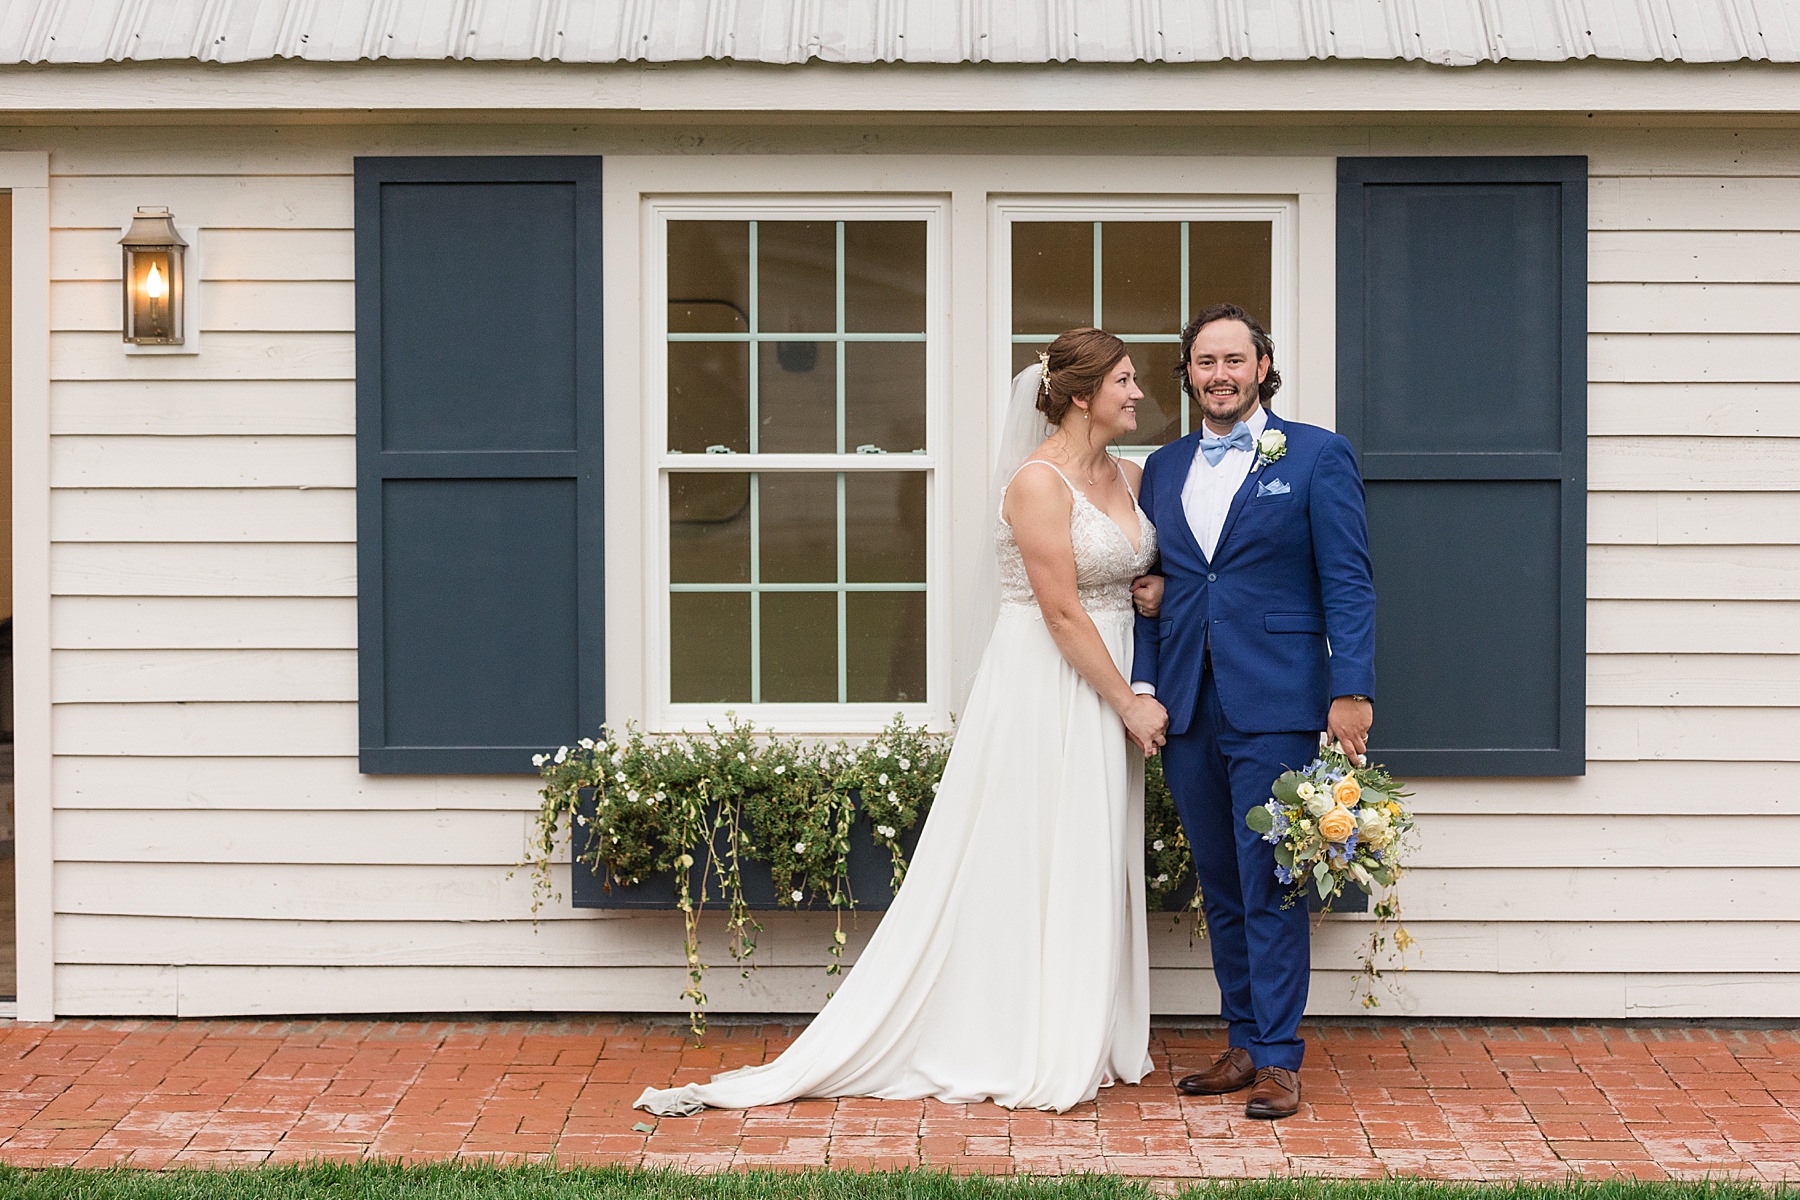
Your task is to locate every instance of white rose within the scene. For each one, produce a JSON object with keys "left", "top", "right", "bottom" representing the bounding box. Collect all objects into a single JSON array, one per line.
[
  {"left": 1304, "top": 793, "right": 1333, "bottom": 819},
  {"left": 1356, "top": 807, "right": 1391, "bottom": 839},
  {"left": 1296, "top": 782, "right": 1317, "bottom": 800},
  {"left": 1258, "top": 429, "right": 1286, "bottom": 457}
]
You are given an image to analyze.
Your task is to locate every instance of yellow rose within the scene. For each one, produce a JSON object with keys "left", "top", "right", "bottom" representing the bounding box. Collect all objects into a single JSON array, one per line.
[
  {"left": 1331, "top": 776, "right": 1361, "bottom": 807},
  {"left": 1318, "top": 805, "right": 1356, "bottom": 843}
]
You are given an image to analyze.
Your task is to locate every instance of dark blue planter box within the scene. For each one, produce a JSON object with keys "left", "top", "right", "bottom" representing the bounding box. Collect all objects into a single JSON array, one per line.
[{"left": 570, "top": 790, "right": 922, "bottom": 911}]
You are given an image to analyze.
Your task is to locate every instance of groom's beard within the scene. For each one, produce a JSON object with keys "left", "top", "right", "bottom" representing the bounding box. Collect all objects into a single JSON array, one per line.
[{"left": 1197, "top": 383, "right": 1259, "bottom": 431}]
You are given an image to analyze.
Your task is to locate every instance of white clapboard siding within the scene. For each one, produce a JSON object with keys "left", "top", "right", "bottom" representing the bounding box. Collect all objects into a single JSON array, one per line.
[
  {"left": 52, "top": 542, "right": 356, "bottom": 597},
  {"left": 1589, "top": 493, "right": 1800, "bottom": 543},
  {"left": 51, "top": 331, "right": 355, "bottom": 382},
  {"left": 1589, "top": 706, "right": 1800, "bottom": 761},
  {"left": 1590, "top": 436, "right": 1800, "bottom": 490},
  {"left": 1588, "top": 177, "right": 1800, "bottom": 231},
  {"left": 57, "top": 860, "right": 1799, "bottom": 925},
  {"left": 50, "top": 961, "right": 1800, "bottom": 1020},
  {"left": 1589, "top": 383, "right": 1800, "bottom": 436},
  {"left": 52, "top": 279, "right": 355, "bottom": 333},
  {"left": 54, "top": 701, "right": 356, "bottom": 757},
  {"left": 1590, "top": 334, "right": 1800, "bottom": 384},
  {"left": 53, "top": 756, "right": 534, "bottom": 811},
  {"left": 52, "top": 381, "right": 356, "bottom": 436},
  {"left": 1588, "top": 599, "right": 1800, "bottom": 653},
  {"left": 1590, "top": 546, "right": 1800, "bottom": 599},
  {"left": 1589, "top": 230, "right": 1800, "bottom": 283},
  {"left": 52, "top": 596, "right": 356, "bottom": 649},
  {"left": 27, "top": 132, "right": 1800, "bottom": 1020},
  {"left": 53, "top": 175, "right": 353, "bottom": 229},
  {"left": 52, "top": 488, "right": 354, "bottom": 542},
  {"left": 51, "top": 227, "right": 355, "bottom": 282},
  {"left": 52, "top": 649, "right": 358, "bottom": 703},
  {"left": 52, "top": 436, "right": 356, "bottom": 489},
  {"left": 50, "top": 807, "right": 1800, "bottom": 869},
  {"left": 1589, "top": 283, "right": 1800, "bottom": 333},
  {"left": 1588, "top": 654, "right": 1800, "bottom": 706}
]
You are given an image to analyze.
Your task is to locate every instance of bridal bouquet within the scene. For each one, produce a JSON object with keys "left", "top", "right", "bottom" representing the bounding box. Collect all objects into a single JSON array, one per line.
[{"left": 1246, "top": 743, "right": 1414, "bottom": 908}]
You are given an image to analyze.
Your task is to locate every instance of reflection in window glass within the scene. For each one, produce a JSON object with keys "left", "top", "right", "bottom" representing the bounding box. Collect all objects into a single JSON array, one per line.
[
  {"left": 1011, "top": 219, "right": 1272, "bottom": 447},
  {"left": 668, "top": 471, "right": 928, "bottom": 705}
]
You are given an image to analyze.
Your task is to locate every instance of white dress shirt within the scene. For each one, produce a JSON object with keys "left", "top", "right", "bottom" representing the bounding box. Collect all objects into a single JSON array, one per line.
[
  {"left": 1185, "top": 403, "right": 1268, "bottom": 561},
  {"left": 1132, "top": 405, "right": 1269, "bottom": 699}
]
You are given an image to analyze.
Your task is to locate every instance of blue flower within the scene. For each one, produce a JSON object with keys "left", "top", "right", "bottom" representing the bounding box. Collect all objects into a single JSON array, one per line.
[
  {"left": 1343, "top": 828, "right": 1360, "bottom": 855},
  {"left": 1274, "top": 864, "right": 1296, "bottom": 886}
]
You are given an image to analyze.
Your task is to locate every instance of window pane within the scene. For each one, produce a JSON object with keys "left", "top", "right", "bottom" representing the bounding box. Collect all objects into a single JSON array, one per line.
[
  {"left": 757, "top": 341, "right": 836, "bottom": 453},
  {"left": 1190, "top": 222, "right": 1273, "bottom": 329},
  {"left": 848, "top": 592, "right": 926, "bottom": 703},
  {"left": 1102, "top": 222, "right": 1180, "bottom": 334},
  {"left": 761, "top": 592, "right": 838, "bottom": 702},
  {"left": 668, "top": 221, "right": 750, "bottom": 333},
  {"left": 1012, "top": 222, "right": 1092, "bottom": 335},
  {"left": 1118, "top": 341, "right": 1181, "bottom": 448},
  {"left": 845, "top": 342, "right": 926, "bottom": 453},
  {"left": 759, "top": 221, "right": 837, "bottom": 334},
  {"left": 845, "top": 221, "right": 926, "bottom": 332},
  {"left": 668, "top": 341, "right": 748, "bottom": 453},
  {"left": 669, "top": 473, "right": 750, "bottom": 583},
  {"left": 759, "top": 473, "right": 838, "bottom": 583},
  {"left": 671, "top": 592, "right": 750, "bottom": 702},
  {"left": 846, "top": 473, "right": 926, "bottom": 583}
]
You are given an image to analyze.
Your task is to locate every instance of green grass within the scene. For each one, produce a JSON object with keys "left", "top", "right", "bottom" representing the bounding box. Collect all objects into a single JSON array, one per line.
[{"left": 0, "top": 1166, "right": 1788, "bottom": 1200}]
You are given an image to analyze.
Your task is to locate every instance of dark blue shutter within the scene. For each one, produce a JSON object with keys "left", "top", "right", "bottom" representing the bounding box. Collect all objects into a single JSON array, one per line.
[
  {"left": 1337, "top": 157, "right": 1586, "bottom": 776},
  {"left": 355, "top": 157, "right": 603, "bottom": 774}
]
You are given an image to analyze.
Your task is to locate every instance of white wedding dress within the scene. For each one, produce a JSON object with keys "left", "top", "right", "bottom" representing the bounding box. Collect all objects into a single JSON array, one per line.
[{"left": 635, "top": 459, "right": 1157, "bottom": 1115}]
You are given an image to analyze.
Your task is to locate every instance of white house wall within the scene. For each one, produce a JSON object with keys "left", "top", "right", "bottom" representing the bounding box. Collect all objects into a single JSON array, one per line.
[{"left": 18, "top": 121, "right": 1800, "bottom": 1019}]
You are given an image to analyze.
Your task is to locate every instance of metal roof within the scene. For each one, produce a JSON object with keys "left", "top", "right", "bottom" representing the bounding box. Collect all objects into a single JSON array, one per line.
[{"left": 2, "top": 0, "right": 1796, "bottom": 68}]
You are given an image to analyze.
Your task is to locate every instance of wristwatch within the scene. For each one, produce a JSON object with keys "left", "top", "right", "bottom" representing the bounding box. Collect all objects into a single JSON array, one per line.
[{"left": 1340, "top": 694, "right": 1372, "bottom": 703}]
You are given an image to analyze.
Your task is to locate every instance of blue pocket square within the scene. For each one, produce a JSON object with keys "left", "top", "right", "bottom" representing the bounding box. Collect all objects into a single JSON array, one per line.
[{"left": 1256, "top": 478, "right": 1291, "bottom": 497}]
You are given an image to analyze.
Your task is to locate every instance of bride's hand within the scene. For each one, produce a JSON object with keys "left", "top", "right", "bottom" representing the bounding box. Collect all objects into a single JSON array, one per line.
[
  {"left": 1131, "top": 574, "right": 1164, "bottom": 619},
  {"left": 1121, "top": 694, "right": 1169, "bottom": 756}
]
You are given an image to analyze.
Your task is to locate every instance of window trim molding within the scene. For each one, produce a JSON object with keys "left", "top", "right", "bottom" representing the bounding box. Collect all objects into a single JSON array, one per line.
[
  {"left": 987, "top": 196, "right": 1302, "bottom": 456},
  {"left": 643, "top": 195, "right": 952, "bottom": 733}
]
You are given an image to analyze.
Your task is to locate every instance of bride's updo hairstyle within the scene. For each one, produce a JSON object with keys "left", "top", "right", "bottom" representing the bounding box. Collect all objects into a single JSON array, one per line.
[{"left": 1038, "top": 327, "right": 1128, "bottom": 426}]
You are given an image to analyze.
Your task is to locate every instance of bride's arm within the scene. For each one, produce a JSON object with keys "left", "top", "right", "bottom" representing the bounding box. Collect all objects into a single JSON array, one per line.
[{"left": 1005, "top": 467, "right": 1168, "bottom": 754}]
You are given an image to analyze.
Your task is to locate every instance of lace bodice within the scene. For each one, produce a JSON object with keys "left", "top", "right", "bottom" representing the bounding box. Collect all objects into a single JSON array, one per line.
[{"left": 997, "top": 460, "right": 1159, "bottom": 616}]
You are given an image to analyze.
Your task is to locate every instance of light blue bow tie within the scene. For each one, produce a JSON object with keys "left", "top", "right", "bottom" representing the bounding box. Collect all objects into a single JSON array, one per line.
[{"left": 1200, "top": 422, "right": 1255, "bottom": 466}]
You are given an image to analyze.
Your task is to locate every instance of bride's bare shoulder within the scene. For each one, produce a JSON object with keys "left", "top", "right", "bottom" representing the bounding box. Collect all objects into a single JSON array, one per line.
[
  {"left": 1003, "top": 459, "right": 1075, "bottom": 521},
  {"left": 1117, "top": 457, "right": 1144, "bottom": 487}
]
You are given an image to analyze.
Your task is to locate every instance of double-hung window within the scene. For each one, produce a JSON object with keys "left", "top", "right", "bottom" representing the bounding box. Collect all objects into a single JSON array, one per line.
[{"left": 652, "top": 203, "right": 945, "bottom": 730}]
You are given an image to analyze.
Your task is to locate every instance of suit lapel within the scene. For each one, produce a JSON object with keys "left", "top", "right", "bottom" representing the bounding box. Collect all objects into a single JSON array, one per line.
[{"left": 1211, "top": 410, "right": 1283, "bottom": 562}]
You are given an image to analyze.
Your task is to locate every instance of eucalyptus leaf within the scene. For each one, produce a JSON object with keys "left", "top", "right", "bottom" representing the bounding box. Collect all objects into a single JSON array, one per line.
[
  {"left": 1269, "top": 772, "right": 1303, "bottom": 806},
  {"left": 1272, "top": 843, "right": 1295, "bottom": 868},
  {"left": 1245, "top": 805, "right": 1275, "bottom": 834}
]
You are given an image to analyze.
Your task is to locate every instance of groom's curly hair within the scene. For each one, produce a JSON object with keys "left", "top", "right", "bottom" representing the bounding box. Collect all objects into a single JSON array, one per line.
[{"left": 1175, "top": 303, "right": 1282, "bottom": 407}]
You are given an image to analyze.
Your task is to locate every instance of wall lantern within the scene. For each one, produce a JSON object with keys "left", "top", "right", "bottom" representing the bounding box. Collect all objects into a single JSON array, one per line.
[{"left": 120, "top": 206, "right": 188, "bottom": 345}]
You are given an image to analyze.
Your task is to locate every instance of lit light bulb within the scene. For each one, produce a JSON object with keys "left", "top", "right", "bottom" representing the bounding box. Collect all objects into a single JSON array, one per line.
[{"left": 144, "top": 262, "right": 166, "bottom": 299}]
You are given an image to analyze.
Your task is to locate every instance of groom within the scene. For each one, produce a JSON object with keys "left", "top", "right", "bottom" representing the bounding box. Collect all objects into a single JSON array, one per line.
[{"left": 1131, "top": 303, "right": 1376, "bottom": 1119}]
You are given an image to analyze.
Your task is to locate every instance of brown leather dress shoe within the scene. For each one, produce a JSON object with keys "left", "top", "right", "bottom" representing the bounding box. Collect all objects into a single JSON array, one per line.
[
  {"left": 1244, "top": 1065, "right": 1302, "bottom": 1119},
  {"left": 1175, "top": 1047, "right": 1255, "bottom": 1095}
]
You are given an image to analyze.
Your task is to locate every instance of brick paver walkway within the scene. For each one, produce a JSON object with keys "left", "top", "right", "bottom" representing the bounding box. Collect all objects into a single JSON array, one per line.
[{"left": 0, "top": 1019, "right": 1795, "bottom": 1181}]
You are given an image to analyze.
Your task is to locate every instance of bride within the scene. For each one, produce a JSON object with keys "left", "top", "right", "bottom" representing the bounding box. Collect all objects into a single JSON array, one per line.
[{"left": 635, "top": 328, "right": 1170, "bottom": 1116}]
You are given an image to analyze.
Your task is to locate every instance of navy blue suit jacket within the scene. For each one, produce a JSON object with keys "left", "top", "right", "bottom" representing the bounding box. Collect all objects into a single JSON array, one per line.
[{"left": 1132, "top": 411, "right": 1376, "bottom": 738}]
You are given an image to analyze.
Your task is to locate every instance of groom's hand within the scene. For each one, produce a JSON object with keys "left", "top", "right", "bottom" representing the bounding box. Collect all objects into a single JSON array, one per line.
[
  {"left": 1122, "top": 694, "right": 1169, "bottom": 757},
  {"left": 1131, "top": 574, "right": 1164, "bottom": 618},
  {"left": 1328, "top": 696, "right": 1373, "bottom": 763}
]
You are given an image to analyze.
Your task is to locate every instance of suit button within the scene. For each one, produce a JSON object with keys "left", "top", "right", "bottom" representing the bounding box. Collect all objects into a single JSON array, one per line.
[{"left": 1207, "top": 573, "right": 1217, "bottom": 582}]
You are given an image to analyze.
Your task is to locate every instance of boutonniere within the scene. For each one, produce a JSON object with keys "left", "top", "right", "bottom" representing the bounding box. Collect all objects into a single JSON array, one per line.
[{"left": 1254, "top": 428, "right": 1287, "bottom": 469}]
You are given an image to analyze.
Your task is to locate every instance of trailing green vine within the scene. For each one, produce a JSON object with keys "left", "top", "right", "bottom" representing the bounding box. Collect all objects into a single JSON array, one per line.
[{"left": 526, "top": 715, "right": 1409, "bottom": 1037}]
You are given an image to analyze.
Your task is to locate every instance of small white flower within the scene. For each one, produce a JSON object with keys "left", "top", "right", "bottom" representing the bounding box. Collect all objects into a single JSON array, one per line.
[
  {"left": 610, "top": 749, "right": 625, "bottom": 766},
  {"left": 793, "top": 842, "right": 806, "bottom": 854},
  {"left": 627, "top": 790, "right": 640, "bottom": 803},
  {"left": 791, "top": 889, "right": 804, "bottom": 902},
  {"left": 888, "top": 791, "right": 898, "bottom": 803},
  {"left": 876, "top": 825, "right": 897, "bottom": 839},
  {"left": 737, "top": 752, "right": 747, "bottom": 762},
  {"left": 532, "top": 753, "right": 548, "bottom": 767},
  {"left": 1152, "top": 840, "right": 1165, "bottom": 852},
  {"left": 653, "top": 791, "right": 666, "bottom": 803},
  {"left": 898, "top": 757, "right": 911, "bottom": 771},
  {"left": 879, "top": 773, "right": 889, "bottom": 786},
  {"left": 553, "top": 746, "right": 569, "bottom": 764},
  {"left": 575, "top": 814, "right": 588, "bottom": 826},
  {"left": 616, "top": 771, "right": 627, "bottom": 783},
  {"left": 931, "top": 782, "right": 941, "bottom": 794},
  {"left": 873, "top": 743, "right": 888, "bottom": 758},
  {"left": 1156, "top": 873, "right": 1169, "bottom": 884},
  {"left": 579, "top": 738, "right": 595, "bottom": 750},
  {"left": 773, "top": 764, "right": 785, "bottom": 775}
]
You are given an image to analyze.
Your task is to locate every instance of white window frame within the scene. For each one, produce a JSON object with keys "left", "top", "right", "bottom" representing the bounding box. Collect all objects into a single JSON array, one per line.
[
  {"left": 644, "top": 196, "right": 951, "bottom": 734},
  {"left": 989, "top": 197, "right": 1301, "bottom": 458}
]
